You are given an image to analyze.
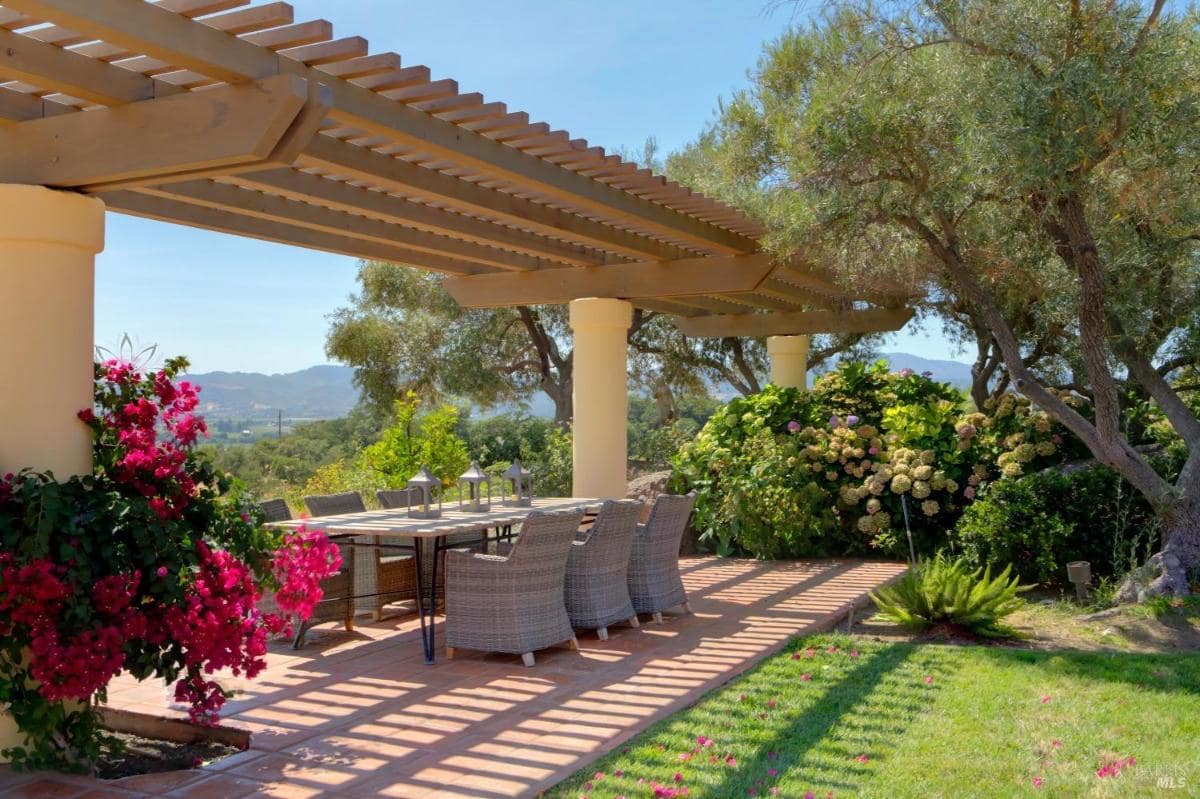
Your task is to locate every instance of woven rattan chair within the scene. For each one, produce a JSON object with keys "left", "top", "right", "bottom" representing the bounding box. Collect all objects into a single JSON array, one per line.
[
  {"left": 444, "top": 509, "right": 584, "bottom": 666},
  {"left": 564, "top": 499, "right": 643, "bottom": 640},
  {"left": 258, "top": 498, "right": 355, "bottom": 647},
  {"left": 628, "top": 493, "right": 696, "bottom": 624},
  {"left": 304, "top": 491, "right": 419, "bottom": 622}
]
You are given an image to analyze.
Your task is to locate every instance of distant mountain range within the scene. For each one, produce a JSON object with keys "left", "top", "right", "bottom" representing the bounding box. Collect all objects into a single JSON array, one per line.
[
  {"left": 184, "top": 351, "right": 973, "bottom": 423},
  {"left": 183, "top": 365, "right": 359, "bottom": 422}
]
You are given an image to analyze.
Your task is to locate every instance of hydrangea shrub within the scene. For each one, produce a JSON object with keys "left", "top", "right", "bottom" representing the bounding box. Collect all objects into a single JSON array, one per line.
[
  {"left": 0, "top": 357, "right": 341, "bottom": 771},
  {"left": 672, "top": 361, "right": 1081, "bottom": 559}
]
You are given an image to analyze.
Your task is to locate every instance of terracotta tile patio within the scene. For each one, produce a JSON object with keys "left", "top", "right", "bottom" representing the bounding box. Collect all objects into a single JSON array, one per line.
[{"left": 0, "top": 557, "right": 905, "bottom": 799}]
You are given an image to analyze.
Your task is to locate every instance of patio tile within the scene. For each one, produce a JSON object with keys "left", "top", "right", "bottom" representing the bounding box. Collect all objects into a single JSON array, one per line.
[{"left": 31, "top": 557, "right": 904, "bottom": 799}]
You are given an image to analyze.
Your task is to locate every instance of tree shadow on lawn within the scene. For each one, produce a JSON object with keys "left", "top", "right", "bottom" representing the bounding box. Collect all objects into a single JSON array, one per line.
[
  {"left": 975, "top": 645, "right": 1200, "bottom": 696},
  {"left": 692, "top": 640, "right": 961, "bottom": 798}
]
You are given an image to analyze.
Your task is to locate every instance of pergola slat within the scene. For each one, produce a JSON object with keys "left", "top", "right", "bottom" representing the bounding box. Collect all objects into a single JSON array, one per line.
[
  {"left": 229, "top": 167, "right": 611, "bottom": 266},
  {"left": 298, "top": 134, "right": 692, "bottom": 261},
  {"left": 104, "top": 188, "right": 494, "bottom": 274},
  {"left": 0, "top": 26, "right": 155, "bottom": 104},
  {"left": 143, "top": 178, "right": 551, "bottom": 271}
]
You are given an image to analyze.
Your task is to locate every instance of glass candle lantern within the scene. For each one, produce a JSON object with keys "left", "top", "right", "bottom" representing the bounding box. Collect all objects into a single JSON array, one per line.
[
  {"left": 501, "top": 458, "right": 533, "bottom": 507},
  {"left": 406, "top": 466, "right": 443, "bottom": 519},
  {"left": 457, "top": 461, "right": 491, "bottom": 512}
]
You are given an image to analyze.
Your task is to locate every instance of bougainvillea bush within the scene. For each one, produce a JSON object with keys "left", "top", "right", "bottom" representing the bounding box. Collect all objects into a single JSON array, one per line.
[
  {"left": 0, "top": 357, "right": 341, "bottom": 772},
  {"left": 671, "top": 361, "right": 1085, "bottom": 559}
]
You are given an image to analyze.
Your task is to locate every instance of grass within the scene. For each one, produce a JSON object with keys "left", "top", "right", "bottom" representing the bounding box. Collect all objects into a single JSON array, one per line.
[{"left": 545, "top": 633, "right": 1200, "bottom": 798}]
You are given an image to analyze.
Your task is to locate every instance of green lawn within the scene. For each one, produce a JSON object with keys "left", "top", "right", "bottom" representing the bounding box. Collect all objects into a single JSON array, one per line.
[{"left": 546, "top": 633, "right": 1200, "bottom": 798}]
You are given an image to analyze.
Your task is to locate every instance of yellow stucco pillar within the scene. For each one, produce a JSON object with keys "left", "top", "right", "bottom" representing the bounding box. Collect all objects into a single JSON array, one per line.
[
  {"left": 767, "top": 334, "right": 810, "bottom": 390},
  {"left": 569, "top": 297, "right": 632, "bottom": 499},
  {"left": 0, "top": 185, "right": 104, "bottom": 760},
  {"left": 0, "top": 185, "right": 105, "bottom": 478},
  {"left": 0, "top": 184, "right": 104, "bottom": 758}
]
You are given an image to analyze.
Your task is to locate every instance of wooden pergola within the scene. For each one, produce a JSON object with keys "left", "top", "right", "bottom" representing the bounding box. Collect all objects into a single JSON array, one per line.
[{"left": 0, "top": 0, "right": 915, "bottom": 498}]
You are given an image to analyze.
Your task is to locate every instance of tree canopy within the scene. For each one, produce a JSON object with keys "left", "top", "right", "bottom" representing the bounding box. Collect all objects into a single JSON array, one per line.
[{"left": 678, "top": 0, "right": 1200, "bottom": 594}]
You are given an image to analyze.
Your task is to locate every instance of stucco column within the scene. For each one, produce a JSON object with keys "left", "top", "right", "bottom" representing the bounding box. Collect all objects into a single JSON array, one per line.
[
  {"left": 0, "top": 185, "right": 105, "bottom": 477},
  {"left": 767, "top": 334, "right": 810, "bottom": 390},
  {"left": 569, "top": 298, "right": 632, "bottom": 499}
]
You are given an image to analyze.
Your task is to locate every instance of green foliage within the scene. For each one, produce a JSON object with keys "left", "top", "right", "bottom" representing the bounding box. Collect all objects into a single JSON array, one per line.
[
  {"left": 357, "top": 392, "right": 469, "bottom": 487},
  {"left": 627, "top": 393, "right": 720, "bottom": 471},
  {"left": 674, "top": 357, "right": 1095, "bottom": 559},
  {"left": 953, "top": 467, "right": 1161, "bottom": 585},
  {"left": 870, "top": 554, "right": 1031, "bottom": 637},
  {"left": 462, "top": 413, "right": 555, "bottom": 470},
  {"left": 520, "top": 426, "right": 572, "bottom": 498}
]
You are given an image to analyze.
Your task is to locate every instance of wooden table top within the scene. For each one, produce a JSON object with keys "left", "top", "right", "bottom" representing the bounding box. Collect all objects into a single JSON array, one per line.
[{"left": 272, "top": 496, "right": 603, "bottom": 539}]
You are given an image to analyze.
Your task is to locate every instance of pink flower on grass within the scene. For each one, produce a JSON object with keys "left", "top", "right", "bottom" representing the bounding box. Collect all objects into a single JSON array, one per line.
[
  {"left": 726, "top": 755, "right": 738, "bottom": 767},
  {"left": 1040, "top": 695, "right": 1051, "bottom": 704},
  {"left": 801, "top": 673, "right": 812, "bottom": 682},
  {"left": 768, "top": 768, "right": 778, "bottom": 777},
  {"left": 1032, "top": 777, "right": 1044, "bottom": 788},
  {"left": 924, "top": 675, "right": 934, "bottom": 685},
  {"left": 678, "top": 753, "right": 692, "bottom": 761},
  {"left": 1051, "top": 740, "right": 1062, "bottom": 749},
  {"left": 849, "top": 650, "right": 859, "bottom": 658},
  {"left": 674, "top": 772, "right": 684, "bottom": 783},
  {"left": 767, "top": 752, "right": 777, "bottom": 760},
  {"left": 854, "top": 754, "right": 870, "bottom": 764},
  {"left": 696, "top": 736, "right": 714, "bottom": 747}
]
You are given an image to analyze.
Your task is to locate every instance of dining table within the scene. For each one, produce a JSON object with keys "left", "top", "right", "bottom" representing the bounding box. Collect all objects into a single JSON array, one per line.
[{"left": 272, "top": 496, "right": 601, "bottom": 664}]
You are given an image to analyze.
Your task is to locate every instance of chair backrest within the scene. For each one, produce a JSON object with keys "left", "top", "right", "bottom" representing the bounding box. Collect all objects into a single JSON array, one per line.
[
  {"left": 376, "top": 488, "right": 419, "bottom": 510},
  {"left": 640, "top": 493, "right": 696, "bottom": 552},
  {"left": 304, "top": 491, "right": 367, "bottom": 517},
  {"left": 508, "top": 509, "right": 585, "bottom": 575},
  {"left": 580, "top": 499, "right": 643, "bottom": 560},
  {"left": 259, "top": 498, "right": 292, "bottom": 523}
]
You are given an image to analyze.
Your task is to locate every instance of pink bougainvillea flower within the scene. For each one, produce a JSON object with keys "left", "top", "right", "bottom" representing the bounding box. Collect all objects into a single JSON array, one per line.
[
  {"left": 767, "top": 751, "right": 777, "bottom": 760},
  {"left": 766, "top": 699, "right": 777, "bottom": 709},
  {"left": 726, "top": 755, "right": 738, "bottom": 767},
  {"left": 801, "top": 673, "right": 812, "bottom": 682},
  {"left": 854, "top": 754, "right": 870, "bottom": 764},
  {"left": 768, "top": 767, "right": 778, "bottom": 776},
  {"left": 747, "top": 790, "right": 758, "bottom": 797},
  {"left": 1040, "top": 695, "right": 1051, "bottom": 704},
  {"left": 1051, "top": 740, "right": 1062, "bottom": 749},
  {"left": 805, "top": 647, "right": 816, "bottom": 658},
  {"left": 738, "top": 693, "right": 747, "bottom": 702},
  {"left": 791, "top": 652, "right": 802, "bottom": 660},
  {"left": 678, "top": 752, "right": 692, "bottom": 761},
  {"left": 827, "top": 645, "right": 838, "bottom": 654},
  {"left": 696, "top": 736, "right": 714, "bottom": 747},
  {"left": 1032, "top": 776, "right": 1043, "bottom": 788},
  {"left": 804, "top": 792, "right": 815, "bottom": 799},
  {"left": 674, "top": 772, "right": 684, "bottom": 783},
  {"left": 614, "top": 770, "right": 624, "bottom": 777},
  {"left": 924, "top": 675, "right": 934, "bottom": 685},
  {"left": 849, "top": 650, "right": 859, "bottom": 658}
]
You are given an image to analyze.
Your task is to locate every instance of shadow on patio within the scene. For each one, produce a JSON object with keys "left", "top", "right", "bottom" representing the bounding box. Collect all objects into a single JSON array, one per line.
[{"left": 0, "top": 557, "right": 905, "bottom": 799}]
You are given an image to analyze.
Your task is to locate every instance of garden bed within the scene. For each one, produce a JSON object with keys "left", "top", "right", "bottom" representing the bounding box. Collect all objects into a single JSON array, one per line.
[{"left": 94, "top": 707, "right": 247, "bottom": 779}]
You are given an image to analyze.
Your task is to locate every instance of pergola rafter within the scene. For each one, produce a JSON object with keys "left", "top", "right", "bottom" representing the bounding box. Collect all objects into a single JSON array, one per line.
[{"left": 0, "top": 0, "right": 914, "bottom": 331}]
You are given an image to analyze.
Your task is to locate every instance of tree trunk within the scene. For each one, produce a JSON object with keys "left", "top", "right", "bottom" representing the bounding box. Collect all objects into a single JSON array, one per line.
[
  {"left": 651, "top": 377, "right": 677, "bottom": 424},
  {"left": 1154, "top": 498, "right": 1200, "bottom": 594}
]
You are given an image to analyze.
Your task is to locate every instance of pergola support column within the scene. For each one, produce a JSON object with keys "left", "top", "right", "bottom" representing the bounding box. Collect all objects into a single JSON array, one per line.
[
  {"left": 767, "top": 334, "right": 810, "bottom": 391},
  {"left": 569, "top": 298, "right": 632, "bottom": 499},
  {"left": 0, "top": 184, "right": 103, "bottom": 759},
  {"left": 0, "top": 184, "right": 105, "bottom": 478}
]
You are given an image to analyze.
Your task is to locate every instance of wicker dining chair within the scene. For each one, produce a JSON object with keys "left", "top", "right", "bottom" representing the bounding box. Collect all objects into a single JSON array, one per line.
[
  {"left": 564, "top": 499, "right": 643, "bottom": 640},
  {"left": 304, "top": 491, "right": 419, "bottom": 622},
  {"left": 627, "top": 493, "right": 697, "bottom": 623},
  {"left": 444, "top": 509, "right": 584, "bottom": 667},
  {"left": 257, "top": 498, "right": 355, "bottom": 647}
]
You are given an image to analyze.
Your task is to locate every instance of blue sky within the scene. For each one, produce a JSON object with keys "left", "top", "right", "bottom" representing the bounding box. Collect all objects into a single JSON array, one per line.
[{"left": 95, "top": 0, "right": 962, "bottom": 374}]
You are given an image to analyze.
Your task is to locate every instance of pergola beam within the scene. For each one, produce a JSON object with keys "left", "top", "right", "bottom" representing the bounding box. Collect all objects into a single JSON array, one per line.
[
  {"left": 443, "top": 254, "right": 776, "bottom": 308},
  {"left": 103, "top": 189, "right": 492, "bottom": 274},
  {"left": 676, "top": 307, "right": 916, "bottom": 338},
  {"left": 0, "top": 74, "right": 313, "bottom": 188}
]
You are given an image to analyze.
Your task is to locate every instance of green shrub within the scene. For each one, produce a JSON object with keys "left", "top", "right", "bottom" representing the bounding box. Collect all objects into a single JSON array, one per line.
[
  {"left": 357, "top": 391, "right": 469, "bottom": 487},
  {"left": 870, "top": 554, "right": 1031, "bottom": 637},
  {"left": 951, "top": 467, "right": 1161, "bottom": 585}
]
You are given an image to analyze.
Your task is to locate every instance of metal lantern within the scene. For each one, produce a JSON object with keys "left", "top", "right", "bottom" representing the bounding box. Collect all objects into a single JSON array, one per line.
[
  {"left": 501, "top": 458, "right": 533, "bottom": 507},
  {"left": 406, "top": 466, "right": 443, "bottom": 519},
  {"left": 457, "top": 461, "right": 492, "bottom": 512}
]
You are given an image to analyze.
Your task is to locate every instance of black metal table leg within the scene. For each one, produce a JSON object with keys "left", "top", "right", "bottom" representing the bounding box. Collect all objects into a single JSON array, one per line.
[{"left": 412, "top": 535, "right": 445, "bottom": 665}]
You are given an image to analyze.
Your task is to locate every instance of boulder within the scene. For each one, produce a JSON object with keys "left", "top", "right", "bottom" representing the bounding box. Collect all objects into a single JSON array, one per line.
[{"left": 625, "top": 470, "right": 699, "bottom": 554}]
